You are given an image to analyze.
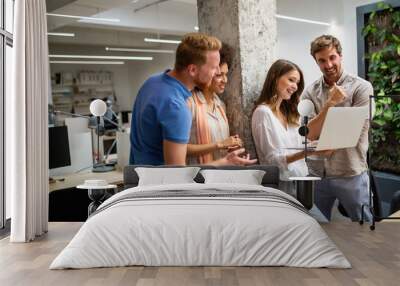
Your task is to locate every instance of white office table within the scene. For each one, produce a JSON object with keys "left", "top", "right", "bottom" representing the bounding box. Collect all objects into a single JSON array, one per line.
[{"left": 49, "top": 169, "right": 123, "bottom": 193}]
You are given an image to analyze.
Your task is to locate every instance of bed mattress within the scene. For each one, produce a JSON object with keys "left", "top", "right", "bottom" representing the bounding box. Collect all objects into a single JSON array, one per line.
[{"left": 50, "top": 183, "right": 350, "bottom": 269}]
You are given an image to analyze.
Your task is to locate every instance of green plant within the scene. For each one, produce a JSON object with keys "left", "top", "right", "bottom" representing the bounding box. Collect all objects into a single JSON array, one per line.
[{"left": 362, "top": 1, "right": 400, "bottom": 174}]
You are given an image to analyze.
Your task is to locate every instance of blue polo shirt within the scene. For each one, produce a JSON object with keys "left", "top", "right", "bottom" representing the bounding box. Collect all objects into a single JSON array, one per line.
[{"left": 129, "top": 70, "right": 192, "bottom": 165}]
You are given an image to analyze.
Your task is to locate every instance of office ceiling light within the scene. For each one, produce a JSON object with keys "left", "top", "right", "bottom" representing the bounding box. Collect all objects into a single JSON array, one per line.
[
  {"left": 275, "top": 14, "right": 331, "bottom": 26},
  {"left": 46, "top": 13, "right": 120, "bottom": 23},
  {"left": 105, "top": 47, "right": 174, "bottom": 54},
  {"left": 47, "top": 32, "right": 75, "bottom": 37},
  {"left": 50, "top": 61, "right": 125, "bottom": 65},
  {"left": 144, "top": 38, "right": 181, "bottom": 44},
  {"left": 134, "top": 0, "right": 169, "bottom": 13},
  {"left": 49, "top": 54, "right": 153, "bottom": 61}
]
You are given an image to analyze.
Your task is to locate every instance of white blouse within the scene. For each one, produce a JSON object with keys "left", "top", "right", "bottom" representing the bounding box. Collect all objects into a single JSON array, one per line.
[{"left": 252, "top": 105, "right": 308, "bottom": 193}]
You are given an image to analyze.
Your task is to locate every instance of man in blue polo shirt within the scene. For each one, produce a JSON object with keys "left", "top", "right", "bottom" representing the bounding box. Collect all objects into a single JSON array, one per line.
[
  {"left": 130, "top": 70, "right": 192, "bottom": 165},
  {"left": 130, "top": 33, "right": 256, "bottom": 166}
]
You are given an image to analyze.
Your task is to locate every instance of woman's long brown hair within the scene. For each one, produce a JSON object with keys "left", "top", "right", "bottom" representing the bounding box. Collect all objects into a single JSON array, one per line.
[{"left": 254, "top": 59, "right": 304, "bottom": 126}]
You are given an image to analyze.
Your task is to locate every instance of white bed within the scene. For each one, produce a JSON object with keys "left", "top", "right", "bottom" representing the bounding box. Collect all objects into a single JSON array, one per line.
[{"left": 50, "top": 183, "right": 351, "bottom": 269}]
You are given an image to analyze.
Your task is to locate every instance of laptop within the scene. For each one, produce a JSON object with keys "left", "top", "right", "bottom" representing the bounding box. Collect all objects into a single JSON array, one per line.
[{"left": 287, "top": 106, "right": 369, "bottom": 151}]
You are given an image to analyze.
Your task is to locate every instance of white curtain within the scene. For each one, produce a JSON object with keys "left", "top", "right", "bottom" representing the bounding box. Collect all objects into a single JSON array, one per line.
[{"left": 9, "top": 0, "right": 49, "bottom": 242}]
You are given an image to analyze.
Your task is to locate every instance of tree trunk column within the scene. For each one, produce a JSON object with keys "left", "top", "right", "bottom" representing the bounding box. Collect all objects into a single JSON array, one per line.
[{"left": 198, "top": 0, "right": 277, "bottom": 157}]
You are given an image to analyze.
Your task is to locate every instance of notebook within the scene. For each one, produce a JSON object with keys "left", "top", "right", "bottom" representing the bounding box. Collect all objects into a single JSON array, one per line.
[
  {"left": 286, "top": 106, "right": 369, "bottom": 151},
  {"left": 315, "top": 106, "right": 368, "bottom": 151}
]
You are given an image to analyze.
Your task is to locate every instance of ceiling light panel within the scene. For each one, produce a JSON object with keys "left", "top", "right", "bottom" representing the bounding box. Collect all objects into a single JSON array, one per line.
[
  {"left": 275, "top": 14, "right": 331, "bottom": 26},
  {"left": 47, "top": 32, "right": 75, "bottom": 37},
  {"left": 50, "top": 61, "right": 125, "bottom": 65},
  {"left": 144, "top": 38, "right": 181, "bottom": 44},
  {"left": 49, "top": 54, "right": 153, "bottom": 61},
  {"left": 105, "top": 47, "right": 174, "bottom": 54},
  {"left": 46, "top": 13, "right": 120, "bottom": 23}
]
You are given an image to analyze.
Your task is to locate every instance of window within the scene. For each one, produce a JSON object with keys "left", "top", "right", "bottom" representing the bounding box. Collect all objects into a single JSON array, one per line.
[
  {"left": 4, "top": 44, "right": 11, "bottom": 221},
  {"left": 5, "top": 0, "right": 12, "bottom": 33},
  {"left": 0, "top": 35, "right": 3, "bottom": 230},
  {"left": 1, "top": 0, "right": 14, "bottom": 230}
]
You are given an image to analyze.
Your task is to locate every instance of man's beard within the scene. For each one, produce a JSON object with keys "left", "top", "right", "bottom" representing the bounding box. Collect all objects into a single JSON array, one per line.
[
  {"left": 194, "top": 77, "right": 210, "bottom": 91},
  {"left": 323, "top": 66, "right": 342, "bottom": 83}
]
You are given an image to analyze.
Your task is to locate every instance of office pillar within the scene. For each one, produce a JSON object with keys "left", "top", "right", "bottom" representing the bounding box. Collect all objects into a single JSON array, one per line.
[{"left": 197, "top": 0, "right": 277, "bottom": 157}]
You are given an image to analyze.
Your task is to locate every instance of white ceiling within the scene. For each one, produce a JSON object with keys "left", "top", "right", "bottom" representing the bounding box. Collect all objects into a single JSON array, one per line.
[
  {"left": 47, "top": 0, "right": 346, "bottom": 49},
  {"left": 47, "top": 0, "right": 198, "bottom": 45}
]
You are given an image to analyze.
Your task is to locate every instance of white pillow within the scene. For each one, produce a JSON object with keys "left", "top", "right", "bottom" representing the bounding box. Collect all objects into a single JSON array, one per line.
[
  {"left": 200, "top": 169, "right": 266, "bottom": 185},
  {"left": 135, "top": 167, "right": 201, "bottom": 186}
]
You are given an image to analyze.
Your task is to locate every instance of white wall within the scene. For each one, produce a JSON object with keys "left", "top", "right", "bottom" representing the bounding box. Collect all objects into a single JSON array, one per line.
[{"left": 277, "top": 0, "right": 380, "bottom": 87}]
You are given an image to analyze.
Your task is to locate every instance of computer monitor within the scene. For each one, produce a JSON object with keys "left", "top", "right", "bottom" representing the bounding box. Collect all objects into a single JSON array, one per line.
[
  {"left": 121, "top": 111, "right": 131, "bottom": 124},
  {"left": 49, "top": 126, "right": 71, "bottom": 169}
]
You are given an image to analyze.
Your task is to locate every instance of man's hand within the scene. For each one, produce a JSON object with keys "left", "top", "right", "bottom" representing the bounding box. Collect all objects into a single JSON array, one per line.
[
  {"left": 217, "top": 135, "right": 243, "bottom": 149},
  {"left": 306, "top": 84, "right": 347, "bottom": 141},
  {"left": 214, "top": 148, "right": 257, "bottom": 166},
  {"left": 327, "top": 83, "right": 347, "bottom": 107},
  {"left": 310, "top": 149, "right": 335, "bottom": 158}
]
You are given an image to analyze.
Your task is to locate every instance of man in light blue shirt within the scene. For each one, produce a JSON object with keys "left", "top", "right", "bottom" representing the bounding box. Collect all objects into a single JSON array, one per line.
[{"left": 130, "top": 33, "right": 256, "bottom": 166}]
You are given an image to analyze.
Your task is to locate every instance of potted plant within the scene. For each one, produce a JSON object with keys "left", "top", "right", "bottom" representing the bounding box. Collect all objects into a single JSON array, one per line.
[{"left": 362, "top": 1, "right": 400, "bottom": 217}]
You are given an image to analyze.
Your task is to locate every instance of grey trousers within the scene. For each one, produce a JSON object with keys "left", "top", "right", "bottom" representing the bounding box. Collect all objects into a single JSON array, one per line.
[{"left": 314, "top": 171, "right": 372, "bottom": 222}]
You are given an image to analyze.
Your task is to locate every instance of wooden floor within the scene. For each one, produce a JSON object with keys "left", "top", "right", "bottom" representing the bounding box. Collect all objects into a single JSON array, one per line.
[{"left": 0, "top": 221, "right": 399, "bottom": 286}]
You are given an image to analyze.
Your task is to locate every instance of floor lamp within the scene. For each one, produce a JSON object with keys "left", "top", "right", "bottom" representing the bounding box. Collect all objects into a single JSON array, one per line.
[
  {"left": 53, "top": 103, "right": 123, "bottom": 173},
  {"left": 90, "top": 99, "right": 115, "bottom": 173},
  {"left": 360, "top": 95, "right": 400, "bottom": 230}
]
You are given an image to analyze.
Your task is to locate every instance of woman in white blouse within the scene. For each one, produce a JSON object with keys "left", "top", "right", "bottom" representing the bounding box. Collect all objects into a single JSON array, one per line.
[{"left": 252, "top": 59, "right": 329, "bottom": 195}]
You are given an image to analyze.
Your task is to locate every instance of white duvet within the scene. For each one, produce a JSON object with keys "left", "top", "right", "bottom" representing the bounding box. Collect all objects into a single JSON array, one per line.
[{"left": 50, "top": 183, "right": 351, "bottom": 269}]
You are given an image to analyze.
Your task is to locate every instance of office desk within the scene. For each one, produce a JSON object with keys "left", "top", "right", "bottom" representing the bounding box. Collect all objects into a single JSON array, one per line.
[
  {"left": 389, "top": 210, "right": 400, "bottom": 218},
  {"left": 49, "top": 170, "right": 123, "bottom": 221},
  {"left": 49, "top": 170, "right": 123, "bottom": 192}
]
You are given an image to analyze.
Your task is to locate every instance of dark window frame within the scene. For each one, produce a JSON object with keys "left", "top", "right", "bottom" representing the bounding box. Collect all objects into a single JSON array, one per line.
[{"left": 356, "top": 0, "right": 400, "bottom": 78}]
